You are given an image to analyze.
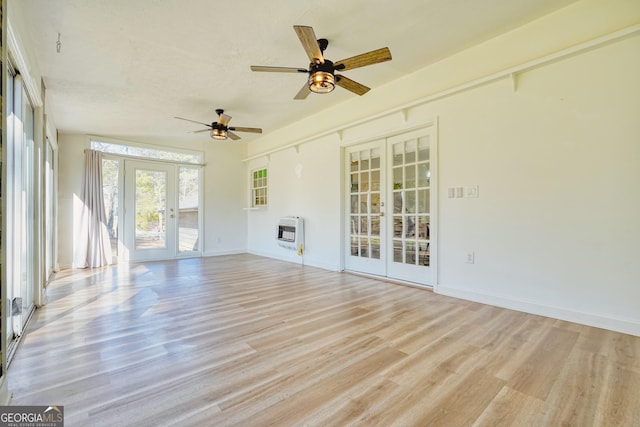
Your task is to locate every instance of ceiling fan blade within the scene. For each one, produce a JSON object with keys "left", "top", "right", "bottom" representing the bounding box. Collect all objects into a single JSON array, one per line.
[
  {"left": 334, "top": 47, "right": 392, "bottom": 71},
  {"left": 227, "top": 131, "right": 241, "bottom": 141},
  {"left": 229, "top": 126, "right": 262, "bottom": 134},
  {"left": 294, "top": 82, "right": 312, "bottom": 100},
  {"left": 335, "top": 75, "right": 370, "bottom": 96},
  {"left": 217, "top": 113, "right": 232, "bottom": 127},
  {"left": 294, "top": 25, "right": 324, "bottom": 64},
  {"left": 189, "top": 128, "right": 212, "bottom": 134},
  {"left": 251, "top": 65, "right": 308, "bottom": 73},
  {"left": 175, "top": 116, "right": 211, "bottom": 127}
]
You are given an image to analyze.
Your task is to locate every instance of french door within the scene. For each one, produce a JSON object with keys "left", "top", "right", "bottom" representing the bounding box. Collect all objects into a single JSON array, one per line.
[
  {"left": 124, "top": 161, "right": 177, "bottom": 261},
  {"left": 345, "top": 128, "right": 435, "bottom": 286}
]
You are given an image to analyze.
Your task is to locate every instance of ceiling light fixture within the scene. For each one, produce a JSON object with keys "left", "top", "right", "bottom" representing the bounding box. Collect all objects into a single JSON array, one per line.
[
  {"left": 308, "top": 61, "right": 335, "bottom": 94},
  {"left": 211, "top": 127, "right": 228, "bottom": 140}
]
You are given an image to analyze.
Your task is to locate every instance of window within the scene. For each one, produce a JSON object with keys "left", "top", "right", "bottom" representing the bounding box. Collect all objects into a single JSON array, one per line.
[
  {"left": 91, "top": 139, "right": 203, "bottom": 164},
  {"left": 251, "top": 168, "right": 268, "bottom": 207}
]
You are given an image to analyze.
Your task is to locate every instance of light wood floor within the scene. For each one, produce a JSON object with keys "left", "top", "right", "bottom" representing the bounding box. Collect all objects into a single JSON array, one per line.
[{"left": 7, "top": 254, "right": 640, "bottom": 426}]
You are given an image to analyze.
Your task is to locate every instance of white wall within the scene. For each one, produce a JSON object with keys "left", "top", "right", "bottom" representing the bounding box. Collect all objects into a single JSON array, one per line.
[
  {"left": 247, "top": 133, "right": 342, "bottom": 270},
  {"left": 57, "top": 134, "right": 248, "bottom": 269},
  {"left": 245, "top": 0, "right": 640, "bottom": 335}
]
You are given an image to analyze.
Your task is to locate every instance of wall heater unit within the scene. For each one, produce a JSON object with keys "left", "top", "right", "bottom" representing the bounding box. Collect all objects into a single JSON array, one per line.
[{"left": 277, "top": 216, "right": 304, "bottom": 250}]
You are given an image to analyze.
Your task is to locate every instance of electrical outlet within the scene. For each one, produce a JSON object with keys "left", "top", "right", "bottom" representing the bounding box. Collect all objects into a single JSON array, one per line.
[{"left": 466, "top": 252, "right": 475, "bottom": 264}]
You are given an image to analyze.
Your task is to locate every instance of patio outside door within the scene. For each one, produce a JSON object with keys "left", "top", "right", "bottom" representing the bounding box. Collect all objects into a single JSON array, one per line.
[
  {"left": 344, "top": 127, "right": 435, "bottom": 286},
  {"left": 124, "top": 160, "right": 176, "bottom": 261}
]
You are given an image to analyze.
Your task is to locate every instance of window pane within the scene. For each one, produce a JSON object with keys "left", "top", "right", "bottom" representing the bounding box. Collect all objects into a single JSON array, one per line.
[
  {"left": 393, "top": 240, "right": 403, "bottom": 262},
  {"left": 405, "top": 165, "right": 416, "bottom": 189},
  {"left": 371, "top": 193, "right": 380, "bottom": 214},
  {"left": 135, "top": 169, "right": 166, "bottom": 250},
  {"left": 350, "top": 195, "right": 358, "bottom": 214},
  {"left": 393, "top": 216, "right": 403, "bottom": 238},
  {"left": 405, "top": 241, "right": 416, "bottom": 265},
  {"left": 418, "top": 216, "right": 430, "bottom": 240},
  {"left": 419, "top": 243, "right": 430, "bottom": 266},
  {"left": 405, "top": 139, "right": 416, "bottom": 163},
  {"left": 406, "top": 190, "right": 416, "bottom": 213},
  {"left": 359, "top": 194, "right": 368, "bottom": 213},
  {"left": 393, "top": 143, "right": 403, "bottom": 166},
  {"left": 393, "top": 167, "right": 403, "bottom": 190},
  {"left": 360, "top": 171, "right": 369, "bottom": 192},
  {"left": 179, "top": 167, "right": 199, "bottom": 252},
  {"left": 351, "top": 173, "right": 359, "bottom": 192},
  {"left": 371, "top": 170, "right": 380, "bottom": 191},
  {"left": 351, "top": 236, "right": 359, "bottom": 256},
  {"left": 360, "top": 217, "right": 368, "bottom": 234},
  {"left": 417, "top": 189, "right": 430, "bottom": 214},
  {"left": 393, "top": 192, "right": 403, "bottom": 213},
  {"left": 252, "top": 168, "right": 268, "bottom": 206},
  {"left": 418, "top": 137, "right": 430, "bottom": 161},
  {"left": 371, "top": 239, "right": 381, "bottom": 260},
  {"left": 371, "top": 217, "right": 380, "bottom": 237},
  {"left": 418, "top": 163, "right": 430, "bottom": 187},
  {"left": 405, "top": 216, "right": 416, "bottom": 238},
  {"left": 102, "top": 159, "right": 119, "bottom": 259},
  {"left": 92, "top": 140, "right": 202, "bottom": 163}
]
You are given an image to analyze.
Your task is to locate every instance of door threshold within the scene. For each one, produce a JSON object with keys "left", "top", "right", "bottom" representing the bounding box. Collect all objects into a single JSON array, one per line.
[{"left": 343, "top": 270, "right": 433, "bottom": 291}]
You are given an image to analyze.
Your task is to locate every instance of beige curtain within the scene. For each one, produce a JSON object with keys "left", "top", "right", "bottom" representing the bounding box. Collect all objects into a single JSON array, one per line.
[{"left": 73, "top": 149, "right": 112, "bottom": 268}]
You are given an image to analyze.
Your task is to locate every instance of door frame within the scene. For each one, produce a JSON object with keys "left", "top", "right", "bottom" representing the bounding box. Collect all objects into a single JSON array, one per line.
[{"left": 341, "top": 123, "right": 438, "bottom": 287}]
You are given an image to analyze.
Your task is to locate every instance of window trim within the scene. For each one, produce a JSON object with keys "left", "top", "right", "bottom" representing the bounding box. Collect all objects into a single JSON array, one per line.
[{"left": 251, "top": 167, "right": 269, "bottom": 208}]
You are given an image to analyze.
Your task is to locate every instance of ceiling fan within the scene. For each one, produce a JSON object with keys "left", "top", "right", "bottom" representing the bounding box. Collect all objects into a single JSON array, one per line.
[
  {"left": 251, "top": 25, "right": 392, "bottom": 99},
  {"left": 174, "top": 109, "right": 262, "bottom": 140}
]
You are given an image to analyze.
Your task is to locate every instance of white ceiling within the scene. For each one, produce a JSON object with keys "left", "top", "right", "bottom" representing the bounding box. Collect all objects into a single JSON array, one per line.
[{"left": 17, "top": 0, "right": 576, "bottom": 143}]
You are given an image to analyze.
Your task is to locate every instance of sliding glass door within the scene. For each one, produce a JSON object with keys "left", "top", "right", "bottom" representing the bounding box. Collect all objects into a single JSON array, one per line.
[{"left": 5, "top": 72, "right": 36, "bottom": 354}]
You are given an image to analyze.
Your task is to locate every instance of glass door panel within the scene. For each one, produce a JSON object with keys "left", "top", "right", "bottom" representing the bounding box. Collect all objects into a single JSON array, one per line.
[
  {"left": 178, "top": 166, "right": 200, "bottom": 253},
  {"left": 344, "top": 128, "right": 435, "bottom": 286},
  {"left": 124, "top": 161, "right": 176, "bottom": 261},
  {"left": 388, "top": 134, "right": 432, "bottom": 283},
  {"left": 345, "top": 142, "right": 385, "bottom": 275}
]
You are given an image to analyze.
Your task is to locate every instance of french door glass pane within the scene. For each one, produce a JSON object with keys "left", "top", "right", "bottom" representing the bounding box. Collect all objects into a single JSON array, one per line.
[
  {"left": 392, "top": 136, "right": 431, "bottom": 266},
  {"left": 135, "top": 169, "right": 167, "bottom": 249},
  {"left": 349, "top": 148, "right": 381, "bottom": 260}
]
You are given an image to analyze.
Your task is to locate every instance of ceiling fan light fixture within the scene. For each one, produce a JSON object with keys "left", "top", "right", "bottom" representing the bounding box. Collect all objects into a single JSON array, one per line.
[
  {"left": 211, "top": 128, "right": 227, "bottom": 140},
  {"left": 308, "top": 61, "right": 335, "bottom": 94},
  {"left": 309, "top": 71, "right": 335, "bottom": 93}
]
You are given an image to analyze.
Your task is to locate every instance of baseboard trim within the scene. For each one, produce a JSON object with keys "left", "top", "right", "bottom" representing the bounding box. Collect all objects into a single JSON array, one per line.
[
  {"left": 247, "top": 250, "right": 339, "bottom": 271},
  {"left": 202, "top": 249, "right": 246, "bottom": 257},
  {"left": 435, "top": 284, "right": 640, "bottom": 337}
]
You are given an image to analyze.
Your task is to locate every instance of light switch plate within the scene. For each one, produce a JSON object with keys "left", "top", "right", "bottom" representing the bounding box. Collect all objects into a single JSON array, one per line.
[{"left": 465, "top": 185, "right": 479, "bottom": 198}]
